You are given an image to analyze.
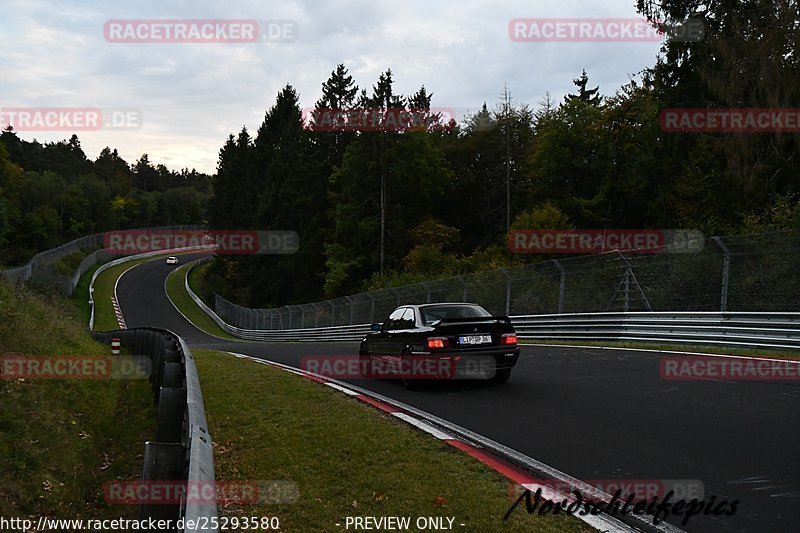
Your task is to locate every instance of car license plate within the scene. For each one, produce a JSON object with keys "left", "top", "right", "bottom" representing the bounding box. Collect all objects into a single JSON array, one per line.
[{"left": 459, "top": 334, "right": 492, "bottom": 345}]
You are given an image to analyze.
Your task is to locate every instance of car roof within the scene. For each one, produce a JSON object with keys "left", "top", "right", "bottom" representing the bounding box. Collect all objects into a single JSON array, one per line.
[
  {"left": 417, "top": 302, "right": 481, "bottom": 308},
  {"left": 397, "top": 303, "right": 484, "bottom": 311}
]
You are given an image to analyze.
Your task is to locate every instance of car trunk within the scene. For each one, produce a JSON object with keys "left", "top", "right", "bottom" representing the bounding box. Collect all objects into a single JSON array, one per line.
[{"left": 432, "top": 317, "right": 515, "bottom": 350}]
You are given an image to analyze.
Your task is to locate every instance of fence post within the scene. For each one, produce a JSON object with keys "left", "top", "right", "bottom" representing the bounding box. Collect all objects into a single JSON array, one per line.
[
  {"left": 623, "top": 269, "right": 631, "bottom": 313},
  {"left": 421, "top": 282, "right": 431, "bottom": 303},
  {"left": 499, "top": 269, "right": 511, "bottom": 316},
  {"left": 458, "top": 276, "right": 468, "bottom": 301},
  {"left": 329, "top": 301, "right": 336, "bottom": 327},
  {"left": 553, "top": 260, "right": 566, "bottom": 313},
  {"left": 369, "top": 294, "right": 375, "bottom": 323},
  {"left": 347, "top": 296, "right": 355, "bottom": 325},
  {"left": 713, "top": 236, "right": 731, "bottom": 312}
]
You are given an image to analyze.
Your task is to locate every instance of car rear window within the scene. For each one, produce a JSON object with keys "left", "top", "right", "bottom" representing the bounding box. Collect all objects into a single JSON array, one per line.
[{"left": 420, "top": 305, "right": 491, "bottom": 325}]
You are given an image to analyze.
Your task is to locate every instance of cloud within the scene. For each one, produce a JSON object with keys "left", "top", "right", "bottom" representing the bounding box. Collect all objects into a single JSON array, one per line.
[{"left": 0, "top": 0, "right": 662, "bottom": 173}]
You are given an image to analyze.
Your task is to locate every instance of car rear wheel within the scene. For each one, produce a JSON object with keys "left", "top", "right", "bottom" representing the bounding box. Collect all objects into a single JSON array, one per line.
[
  {"left": 359, "top": 345, "right": 370, "bottom": 377},
  {"left": 401, "top": 349, "right": 421, "bottom": 390},
  {"left": 489, "top": 367, "right": 511, "bottom": 383}
]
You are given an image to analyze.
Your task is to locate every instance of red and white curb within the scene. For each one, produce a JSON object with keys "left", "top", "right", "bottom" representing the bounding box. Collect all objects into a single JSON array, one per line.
[
  {"left": 111, "top": 295, "right": 127, "bottom": 329},
  {"left": 226, "top": 352, "right": 680, "bottom": 533}
]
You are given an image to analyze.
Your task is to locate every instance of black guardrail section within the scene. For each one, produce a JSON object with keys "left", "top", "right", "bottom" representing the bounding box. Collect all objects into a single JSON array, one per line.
[{"left": 91, "top": 328, "right": 217, "bottom": 533}]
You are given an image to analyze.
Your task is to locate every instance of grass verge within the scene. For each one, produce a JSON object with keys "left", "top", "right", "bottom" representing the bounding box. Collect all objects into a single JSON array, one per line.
[
  {"left": 0, "top": 280, "right": 154, "bottom": 521},
  {"left": 522, "top": 339, "right": 800, "bottom": 360},
  {"left": 165, "top": 262, "right": 238, "bottom": 340},
  {"left": 194, "top": 349, "right": 593, "bottom": 532}
]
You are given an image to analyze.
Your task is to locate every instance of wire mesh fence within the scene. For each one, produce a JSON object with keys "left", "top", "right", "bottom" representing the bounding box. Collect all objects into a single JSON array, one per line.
[
  {"left": 0, "top": 225, "right": 204, "bottom": 296},
  {"left": 211, "top": 229, "right": 800, "bottom": 329}
]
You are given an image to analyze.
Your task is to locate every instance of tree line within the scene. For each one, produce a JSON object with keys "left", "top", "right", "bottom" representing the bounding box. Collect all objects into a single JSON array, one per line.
[
  {"left": 208, "top": 1, "right": 798, "bottom": 307},
  {"left": 0, "top": 131, "right": 211, "bottom": 266},
  {"left": 3, "top": 1, "right": 797, "bottom": 308}
]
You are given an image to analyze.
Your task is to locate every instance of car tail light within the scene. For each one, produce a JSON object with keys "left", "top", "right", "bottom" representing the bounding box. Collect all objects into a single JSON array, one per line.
[
  {"left": 501, "top": 333, "right": 518, "bottom": 345},
  {"left": 427, "top": 337, "right": 450, "bottom": 349}
]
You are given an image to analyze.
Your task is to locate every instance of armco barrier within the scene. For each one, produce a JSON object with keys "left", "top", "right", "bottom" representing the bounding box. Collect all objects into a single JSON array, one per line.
[
  {"left": 511, "top": 312, "right": 800, "bottom": 350},
  {"left": 185, "top": 261, "right": 800, "bottom": 350},
  {"left": 91, "top": 328, "right": 216, "bottom": 532},
  {"left": 87, "top": 247, "right": 217, "bottom": 532}
]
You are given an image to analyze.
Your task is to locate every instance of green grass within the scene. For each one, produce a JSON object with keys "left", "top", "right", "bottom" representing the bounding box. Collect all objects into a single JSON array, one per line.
[
  {"left": 194, "top": 349, "right": 593, "bottom": 532},
  {"left": 165, "top": 262, "right": 238, "bottom": 340},
  {"left": 0, "top": 280, "right": 154, "bottom": 520},
  {"left": 523, "top": 339, "right": 800, "bottom": 360}
]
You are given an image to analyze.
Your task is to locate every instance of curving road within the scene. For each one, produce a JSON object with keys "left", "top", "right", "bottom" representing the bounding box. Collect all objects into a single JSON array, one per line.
[{"left": 116, "top": 254, "right": 800, "bottom": 533}]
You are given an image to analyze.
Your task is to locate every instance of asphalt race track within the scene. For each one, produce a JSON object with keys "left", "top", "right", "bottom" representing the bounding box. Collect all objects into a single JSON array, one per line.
[{"left": 115, "top": 254, "right": 800, "bottom": 533}]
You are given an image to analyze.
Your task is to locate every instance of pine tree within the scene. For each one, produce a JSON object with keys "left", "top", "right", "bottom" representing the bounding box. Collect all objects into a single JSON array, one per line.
[{"left": 566, "top": 69, "right": 602, "bottom": 105}]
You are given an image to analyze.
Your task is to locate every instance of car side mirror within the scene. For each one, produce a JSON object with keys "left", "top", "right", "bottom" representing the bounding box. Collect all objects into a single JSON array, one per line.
[{"left": 370, "top": 323, "right": 382, "bottom": 332}]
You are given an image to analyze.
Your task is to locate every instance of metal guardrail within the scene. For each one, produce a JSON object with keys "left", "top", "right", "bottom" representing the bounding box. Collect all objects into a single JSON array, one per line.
[
  {"left": 512, "top": 312, "right": 800, "bottom": 350},
  {"left": 84, "top": 247, "right": 218, "bottom": 532},
  {"left": 185, "top": 263, "right": 800, "bottom": 350},
  {"left": 90, "top": 328, "right": 217, "bottom": 532}
]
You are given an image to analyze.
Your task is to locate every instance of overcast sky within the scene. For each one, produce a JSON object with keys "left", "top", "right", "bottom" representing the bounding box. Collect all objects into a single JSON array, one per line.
[{"left": 0, "top": 0, "right": 664, "bottom": 174}]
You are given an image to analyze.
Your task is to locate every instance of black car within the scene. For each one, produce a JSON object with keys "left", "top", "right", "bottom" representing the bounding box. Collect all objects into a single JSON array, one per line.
[{"left": 359, "top": 303, "right": 520, "bottom": 388}]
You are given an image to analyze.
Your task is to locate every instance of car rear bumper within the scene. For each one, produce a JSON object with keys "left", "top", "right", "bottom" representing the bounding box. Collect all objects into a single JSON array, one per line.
[{"left": 410, "top": 347, "right": 520, "bottom": 377}]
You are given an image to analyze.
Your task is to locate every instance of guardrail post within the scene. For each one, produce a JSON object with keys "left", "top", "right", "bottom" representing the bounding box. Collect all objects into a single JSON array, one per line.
[
  {"left": 553, "top": 260, "right": 566, "bottom": 313},
  {"left": 713, "top": 236, "right": 731, "bottom": 312},
  {"left": 140, "top": 442, "right": 184, "bottom": 529},
  {"left": 156, "top": 388, "right": 185, "bottom": 443}
]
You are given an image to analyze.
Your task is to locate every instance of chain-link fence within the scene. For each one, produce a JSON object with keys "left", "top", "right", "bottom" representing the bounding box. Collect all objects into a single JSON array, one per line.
[
  {"left": 0, "top": 225, "right": 204, "bottom": 296},
  {"left": 212, "top": 229, "right": 800, "bottom": 330}
]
